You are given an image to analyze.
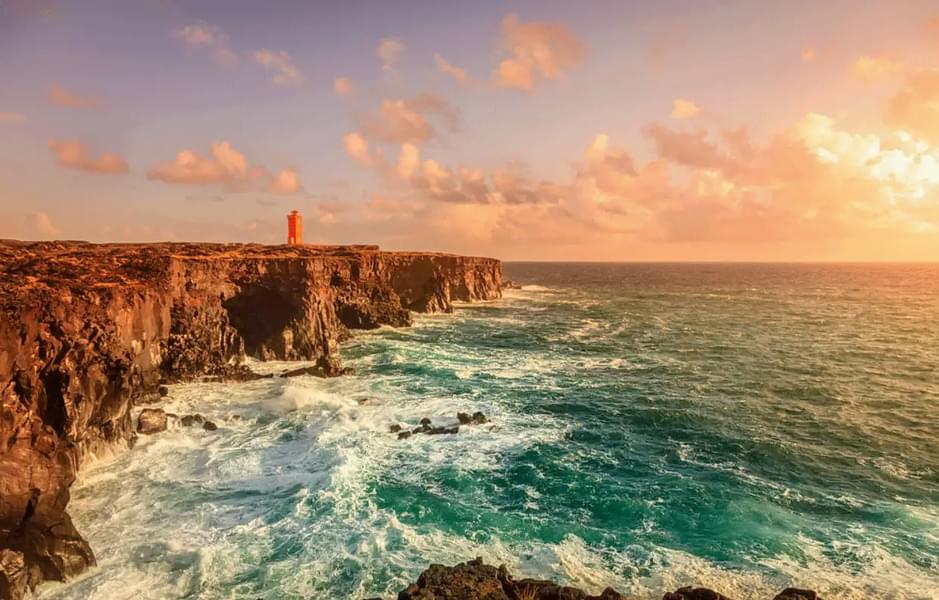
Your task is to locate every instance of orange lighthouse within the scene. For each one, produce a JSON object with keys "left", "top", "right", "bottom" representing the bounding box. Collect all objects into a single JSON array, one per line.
[{"left": 287, "top": 210, "right": 303, "bottom": 245}]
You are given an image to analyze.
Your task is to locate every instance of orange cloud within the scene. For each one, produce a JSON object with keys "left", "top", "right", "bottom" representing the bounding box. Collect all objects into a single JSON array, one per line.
[
  {"left": 255, "top": 50, "right": 302, "bottom": 85},
  {"left": 852, "top": 55, "right": 903, "bottom": 81},
  {"left": 147, "top": 141, "right": 301, "bottom": 193},
  {"left": 343, "top": 132, "right": 379, "bottom": 167},
  {"left": 48, "top": 84, "right": 98, "bottom": 109},
  {"left": 493, "top": 14, "right": 585, "bottom": 91},
  {"left": 49, "top": 140, "right": 129, "bottom": 174},
  {"left": 359, "top": 93, "right": 460, "bottom": 145},
  {"left": 174, "top": 23, "right": 238, "bottom": 66},
  {"left": 377, "top": 37, "right": 405, "bottom": 71},
  {"left": 886, "top": 69, "right": 939, "bottom": 144},
  {"left": 334, "top": 77, "right": 354, "bottom": 96},
  {"left": 434, "top": 54, "right": 470, "bottom": 85},
  {"left": 671, "top": 98, "right": 700, "bottom": 118}
]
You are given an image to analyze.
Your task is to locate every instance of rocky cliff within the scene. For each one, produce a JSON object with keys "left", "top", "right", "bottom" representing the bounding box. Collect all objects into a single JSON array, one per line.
[{"left": 0, "top": 241, "right": 501, "bottom": 599}]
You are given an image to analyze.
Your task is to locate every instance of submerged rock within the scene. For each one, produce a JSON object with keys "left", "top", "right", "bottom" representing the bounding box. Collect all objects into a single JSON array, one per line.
[
  {"left": 457, "top": 411, "right": 489, "bottom": 425},
  {"left": 202, "top": 420, "right": 218, "bottom": 431},
  {"left": 136, "top": 409, "right": 168, "bottom": 434},
  {"left": 179, "top": 414, "right": 205, "bottom": 427},
  {"left": 157, "top": 385, "right": 169, "bottom": 397}
]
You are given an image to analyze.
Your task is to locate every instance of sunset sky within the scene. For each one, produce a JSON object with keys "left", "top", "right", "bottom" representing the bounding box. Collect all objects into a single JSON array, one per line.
[{"left": 2, "top": 0, "right": 939, "bottom": 260}]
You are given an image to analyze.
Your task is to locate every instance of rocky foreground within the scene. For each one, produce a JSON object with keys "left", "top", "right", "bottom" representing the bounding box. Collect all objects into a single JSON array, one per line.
[
  {"left": 366, "top": 558, "right": 822, "bottom": 600},
  {"left": 0, "top": 241, "right": 501, "bottom": 599}
]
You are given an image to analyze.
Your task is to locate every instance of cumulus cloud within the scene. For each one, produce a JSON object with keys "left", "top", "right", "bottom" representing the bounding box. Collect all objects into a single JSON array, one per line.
[
  {"left": 255, "top": 50, "right": 303, "bottom": 85},
  {"left": 377, "top": 37, "right": 405, "bottom": 71},
  {"left": 341, "top": 106, "right": 939, "bottom": 256},
  {"left": 852, "top": 55, "right": 903, "bottom": 81},
  {"left": 493, "top": 14, "right": 585, "bottom": 90},
  {"left": 268, "top": 167, "right": 303, "bottom": 194},
  {"left": 671, "top": 98, "right": 700, "bottom": 118},
  {"left": 359, "top": 93, "right": 460, "bottom": 145},
  {"left": 0, "top": 112, "right": 26, "bottom": 124},
  {"left": 343, "top": 132, "right": 379, "bottom": 167},
  {"left": 174, "top": 23, "right": 238, "bottom": 66},
  {"left": 48, "top": 140, "right": 130, "bottom": 174},
  {"left": 48, "top": 84, "right": 98, "bottom": 109},
  {"left": 334, "top": 77, "right": 354, "bottom": 96},
  {"left": 147, "top": 141, "right": 302, "bottom": 193}
]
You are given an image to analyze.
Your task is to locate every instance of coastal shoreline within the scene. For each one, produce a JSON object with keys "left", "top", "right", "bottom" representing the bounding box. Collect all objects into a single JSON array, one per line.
[{"left": 0, "top": 240, "right": 501, "bottom": 599}]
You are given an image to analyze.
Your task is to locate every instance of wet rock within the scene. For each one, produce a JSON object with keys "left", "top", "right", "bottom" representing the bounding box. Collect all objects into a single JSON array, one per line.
[
  {"left": 136, "top": 409, "right": 168, "bottom": 434},
  {"left": 281, "top": 365, "right": 330, "bottom": 378},
  {"left": 773, "top": 590, "right": 820, "bottom": 600},
  {"left": 663, "top": 587, "right": 733, "bottom": 600},
  {"left": 397, "top": 431, "right": 412, "bottom": 440},
  {"left": 420, "top": 417, "right": 432, "bottom": 426},
  {"left": 426, "top": 426, "right": 460, "bottom": 435},
  {"left": 503, "top": 279, "right": 522, "bottom": 289},
  {"left": 389, "top": 424, "right": 403, "bottom": 433},
  {"left": 202, "top": 420, "right": 218, "bottom": 431},
  {"left": 458, "top": 411, "right": 489, "bottom": 425},
  {"left": 179, "top": 414, "right": 205, "bottom": 427},
  {"left": 394, "top": 557, "right": 630, "bottom": 600},
  {"left": 340, "top": 366, "right": 356, "bottom": 376},
  {"left": 228, "top": 414, "right": 241, "bottom": 421},
  {"left": 157, "top": 385, "right": 169, "bottom": 397}
]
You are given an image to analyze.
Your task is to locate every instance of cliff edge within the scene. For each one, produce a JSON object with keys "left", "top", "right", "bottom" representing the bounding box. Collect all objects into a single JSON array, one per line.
[{"left": 0, "top": 241, "right": 501, "bottom": 599}]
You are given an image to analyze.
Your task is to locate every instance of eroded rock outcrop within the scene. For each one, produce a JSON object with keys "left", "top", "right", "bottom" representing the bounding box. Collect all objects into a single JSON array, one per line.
[
  {"left": 368, "top": 558, "right": 823, "bottom": 600},
  {"left": 0, "top": 241, "right": 501, "bottom": 599}
]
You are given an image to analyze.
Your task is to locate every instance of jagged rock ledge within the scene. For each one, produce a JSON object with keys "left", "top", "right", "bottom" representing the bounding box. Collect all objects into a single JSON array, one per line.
[
  {"left": 366, "top": 558, "right": 823, "bottom": 600},
  {"left": 0, "top": 241, "right": 501, "bottom": 599}
]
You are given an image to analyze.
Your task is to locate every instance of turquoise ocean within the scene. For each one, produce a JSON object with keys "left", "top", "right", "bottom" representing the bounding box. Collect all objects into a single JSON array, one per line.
[{"left": 40, "top": 263, "right": 939, "bottom": 600}]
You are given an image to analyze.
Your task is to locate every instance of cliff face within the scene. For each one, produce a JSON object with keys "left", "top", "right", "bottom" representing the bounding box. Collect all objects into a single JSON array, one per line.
[{"left": 0, "top": 241, "right": 501, "bottom": 599}]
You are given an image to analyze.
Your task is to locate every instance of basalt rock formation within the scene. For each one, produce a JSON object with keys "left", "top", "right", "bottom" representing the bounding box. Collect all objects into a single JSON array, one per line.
[
  {"left": 368, "top": 558, "right": 822, "bottom": 600},
  {"left": 0, "top": 240, "right": 501, "bottom": 599}
]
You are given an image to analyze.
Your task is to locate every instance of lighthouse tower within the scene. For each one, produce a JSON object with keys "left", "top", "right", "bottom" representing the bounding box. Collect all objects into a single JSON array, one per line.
[{"left": 287, "top": 210, "right": 303, "bottom": 245}]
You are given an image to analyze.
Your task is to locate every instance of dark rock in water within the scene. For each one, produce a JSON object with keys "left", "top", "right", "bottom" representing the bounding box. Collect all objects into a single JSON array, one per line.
[
  {"left": 397, "top": 431, "right": 412, "bottom": 440},
  {"left": 340, "top": 366, "right": 356, "bottom": 376},
  {"left": 663, "top": 587, "right": 733, "bottom": 600},
  {"left": 202, "top": 421, "right": 218, "bottom": 431},
  {"left": 420, "top": 417, "right": 432, "bottom": 426},
  {"left": 773, "top": 590, "right": 820, "bottom": 600},
  {"left": 157, "top": 385, "right": 169, "bottom": 397},
  {"left": 502, "top": 279, "right": 522, "bottom": 289},
  {"left": 357, "top": 398, "right": 370, "bottom": 405},
  {"left": 281, "top": 365, "right": 329, "bottom": 378},
  {"left": 457, "top": 411, "right": 488, "bottom": 425},
  {"left": 136, "top": 409, "right": 168, "bottom": 434},
  {"left": 426, "top": 426, "right": 460, "bottom": 435},
  {"left": 228, "top": 414, "right": 241, "bottom": 421},
  {"left": 389, "top": 424, "right": 402, "bottom": 433},
  {"left": 179, "top": 414, "right": 205, "bottom": 427},
  {"left": 394, "top": 557, "right": 630, "bottom": 600}
]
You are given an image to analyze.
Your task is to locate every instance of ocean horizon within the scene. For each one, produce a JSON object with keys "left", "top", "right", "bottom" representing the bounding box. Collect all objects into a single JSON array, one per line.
[{"left": 33, "top": 262, "right": 939, "bottom": 600}]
